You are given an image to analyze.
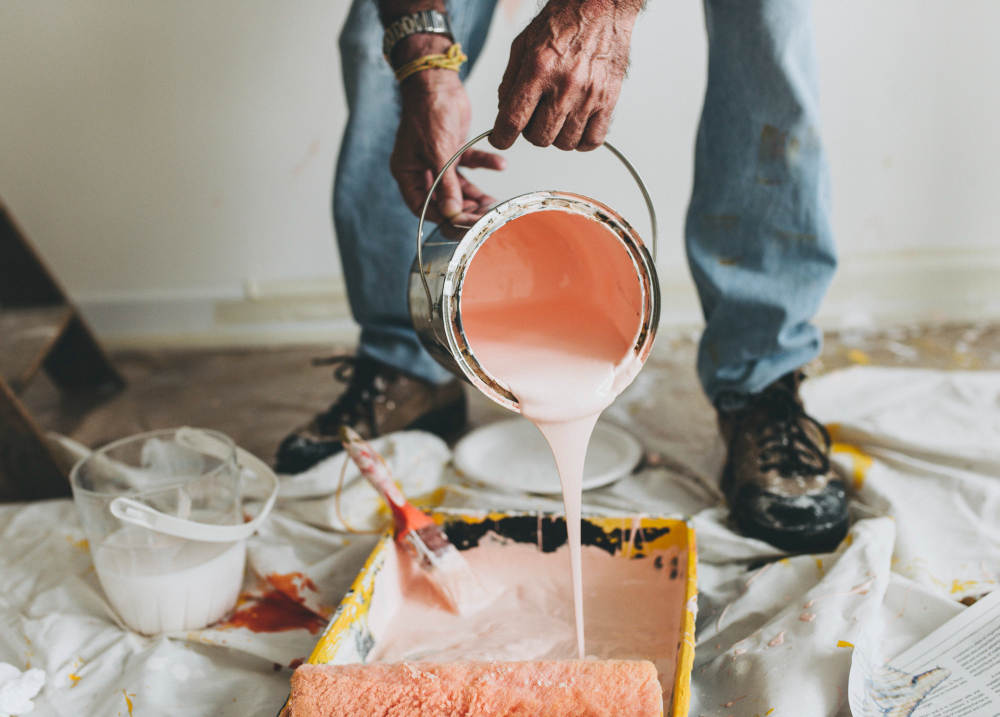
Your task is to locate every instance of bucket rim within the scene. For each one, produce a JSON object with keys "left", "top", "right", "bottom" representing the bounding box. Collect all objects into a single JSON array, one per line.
[
  {"left": 440, "top": 190, "right": 661, "bottom": 411},
  {"left": 69, "top": 427, "right": 238, "bottom": 498}
]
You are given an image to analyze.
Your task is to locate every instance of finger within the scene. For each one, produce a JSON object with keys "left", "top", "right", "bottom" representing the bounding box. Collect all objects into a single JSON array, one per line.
[
  {"left": 522, "top": 94, "right": 567, "bottom": 148},
  {"left": 552, "top": 105, "right": 591, "bottom": 151},
  {"left": 458, "top": 148, "right": 507, "bottom": 171},
  {"left": 458, "top": 173, "right": 497, "bottom": 207},
  {"left": 398, "top": 170, "right": 445, "bottom": 223},
  {"left": 434, "top": 165, "right": 465, "bottom": 219},
  {"left": 492, "top": 58, "right": 545, "bottom": 149},
  {"left": 496, "top": 33, "right": 525, "bottom": 110},
  {"left": 579, "top": 108, "right": 614, "bottom": 152}
]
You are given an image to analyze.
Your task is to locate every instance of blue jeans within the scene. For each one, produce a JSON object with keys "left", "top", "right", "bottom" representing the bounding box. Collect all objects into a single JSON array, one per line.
[{"left": 334, "top": 0, "right": 836, "bottom": 405}]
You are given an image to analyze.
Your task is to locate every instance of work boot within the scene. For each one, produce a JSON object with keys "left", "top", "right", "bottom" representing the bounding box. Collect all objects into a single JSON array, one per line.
[
  {"left": 275, "top": 355, "right": 467, "bottom": 474},
  {"left": 717, "top": 371, "right": 848, "bottom": 553}
]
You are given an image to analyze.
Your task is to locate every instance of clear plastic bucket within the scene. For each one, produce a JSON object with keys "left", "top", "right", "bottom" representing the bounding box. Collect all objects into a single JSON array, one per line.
[{"left": 69, "top": 427, "right": 278, "bottom": 635}]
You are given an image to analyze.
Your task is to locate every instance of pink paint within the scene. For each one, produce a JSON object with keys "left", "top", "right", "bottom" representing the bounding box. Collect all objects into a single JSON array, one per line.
[
  {"left": 730, "top": 628, "right": 762, "bottom": 651},
  {"left": 717, "top": 562, "right": 772, "bottom": 633},
  {"left": 368, "top": 537, "right": 687, "bottom": 695},
  {"left": 767, "top": 630, "right": 787, "bottom": 647},
  {"left": 802, "top": 578, "right": 874, "bottom": 610},
  {"left": 461, "top": 209, "right": 646, "bottom": 659},
  {"left": 887, "top": 585, "right": 913, "bottom": 627},
  {"left": 732, "top": 648, "right": 746, "bottom": 656},
  {"left": 799, "top": 612, "right": 816, "bottom": 622}
]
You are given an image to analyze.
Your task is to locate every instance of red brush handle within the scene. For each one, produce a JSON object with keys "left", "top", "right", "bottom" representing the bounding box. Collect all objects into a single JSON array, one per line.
[{"left": 339, "top": 426, "right": 434, "bottom": 538}]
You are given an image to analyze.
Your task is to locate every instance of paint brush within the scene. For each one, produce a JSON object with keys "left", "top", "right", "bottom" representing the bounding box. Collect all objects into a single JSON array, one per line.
[{"left": 338, "top": 426, "right": 492, "bottom": 614}]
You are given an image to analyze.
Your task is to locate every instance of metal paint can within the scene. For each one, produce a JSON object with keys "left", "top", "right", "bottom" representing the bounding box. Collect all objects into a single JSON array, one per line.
[{"left": 408, "top": 131, "right": 660, "bottom": 412}]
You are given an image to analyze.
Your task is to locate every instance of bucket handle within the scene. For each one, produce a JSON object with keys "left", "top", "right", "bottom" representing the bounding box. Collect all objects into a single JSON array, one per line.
[
  {"left": 109, "top": 427, "right": 279, "bottom": 543},
  {"left": 416, "top": 130, "right": 659, "bottom": 317}
]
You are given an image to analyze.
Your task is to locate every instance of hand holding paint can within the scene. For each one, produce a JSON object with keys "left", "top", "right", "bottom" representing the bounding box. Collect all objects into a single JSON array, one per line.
[{"left": 408, "top": 132, "right": 659, "bottom": 658}]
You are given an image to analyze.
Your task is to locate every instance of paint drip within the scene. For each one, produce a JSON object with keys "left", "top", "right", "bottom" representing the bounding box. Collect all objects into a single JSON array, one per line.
[{"left": 461, "top": 209, "right": 647, "bottom": 658}]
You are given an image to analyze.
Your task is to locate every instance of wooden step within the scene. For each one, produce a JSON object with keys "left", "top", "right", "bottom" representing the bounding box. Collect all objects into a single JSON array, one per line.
[{"left": 0, "top": 304, "right": 74, "bottom": 392}]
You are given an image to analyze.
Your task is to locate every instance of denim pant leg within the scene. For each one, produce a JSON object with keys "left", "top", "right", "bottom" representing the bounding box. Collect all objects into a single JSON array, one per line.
[
  {"left": 686, "top": 0, "right": 837, "bottom": 409},
  {"left": 334, "top": 0, "right": 497, "bottom": 384}
]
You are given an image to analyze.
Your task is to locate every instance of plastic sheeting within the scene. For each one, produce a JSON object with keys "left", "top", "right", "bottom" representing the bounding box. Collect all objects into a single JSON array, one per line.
[{"left": 0, "top": 367, "right": 998, "bottom": 716}]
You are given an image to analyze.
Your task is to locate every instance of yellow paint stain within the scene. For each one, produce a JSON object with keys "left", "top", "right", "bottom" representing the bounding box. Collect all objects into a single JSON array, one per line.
[
  {"left": 900, "top": 557, "right": 948, "bottom": 589},
  {"left": 847, "top": 349, "right": 871, "bottom": 365},
  {"left": 66, "top": 536, "right": 89, "bottom": 550},
  {"left": 951, "top": 579, "right": 979, "bottom": 595},
  {"left": 767, "top": 710, "right": 775, "bottom": 716},
  {"left": 779, "top": 558, "right": 790, "bottom": 566},
  {"left": 815, "top": 558, "right": 825, "bottom": 576},
  {"left": 411, "top": 487, "right": 448, "bottom": 510},
  {"left": 840, "top": 533, "right": 854, "bottom": 550},
  {"left": 826, "top": 423, "right": 842, "bottom": 441},
  {"left": 837, "top": 640, "right": 854, "bottom": 649},
  {"left": 832, "top": 442, "right": 873, "bottom": 490},
  {"left": 69, "top": 673, "right": 81, "bottom": 686},
  {"left": 123, "top": 690, "right": 135, "bottom": 716}
]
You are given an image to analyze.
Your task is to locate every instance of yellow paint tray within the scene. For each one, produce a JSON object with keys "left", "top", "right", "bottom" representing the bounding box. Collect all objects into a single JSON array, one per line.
[{"left": 293, "top": 509, "right": 697, "bottom": 716}]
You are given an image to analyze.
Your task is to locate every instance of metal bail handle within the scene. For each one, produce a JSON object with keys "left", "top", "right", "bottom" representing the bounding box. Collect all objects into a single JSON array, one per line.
[
  {"left": 415, "top": 130, "right": 659, "bottom": 317},
  {"left": 109, "top": 428, "right": 280, "bottom": 543}
]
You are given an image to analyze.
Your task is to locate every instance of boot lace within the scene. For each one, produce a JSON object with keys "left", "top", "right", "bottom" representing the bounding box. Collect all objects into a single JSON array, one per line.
[
  {"left": 311, "top": 355, "right": 385, "bottom": 435},
  {"left": 755, "top": 385, "right": 832, "bottom": 477}
]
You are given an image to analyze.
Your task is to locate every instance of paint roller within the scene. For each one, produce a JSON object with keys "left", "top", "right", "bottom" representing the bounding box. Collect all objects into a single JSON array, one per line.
[{"left": 287, "top": 660, "right": 663, "bottom": 717}]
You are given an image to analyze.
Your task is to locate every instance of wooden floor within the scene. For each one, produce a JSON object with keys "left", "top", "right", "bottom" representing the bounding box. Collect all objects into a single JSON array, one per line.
[{"left": 12, "top": 321, "right": 1000, "bottom": 493}]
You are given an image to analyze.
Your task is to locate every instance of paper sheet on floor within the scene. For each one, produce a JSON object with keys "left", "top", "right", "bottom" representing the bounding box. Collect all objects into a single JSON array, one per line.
[
  {"left": 849, "top": 587, "right": 1000, "bottom": 716},
  {"left": 1, "top": 366, "right": 998, "bottom": 716}
]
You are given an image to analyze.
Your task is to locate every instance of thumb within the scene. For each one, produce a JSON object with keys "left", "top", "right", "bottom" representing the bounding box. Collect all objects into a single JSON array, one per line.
[{"left": 435, "top": 165, "right": 464, "bottom": 219}]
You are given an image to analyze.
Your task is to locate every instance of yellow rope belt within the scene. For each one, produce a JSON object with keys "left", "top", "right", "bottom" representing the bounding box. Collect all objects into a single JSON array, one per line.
[{"left": 394, "top": 42, "right": 467, "bottom": 82}]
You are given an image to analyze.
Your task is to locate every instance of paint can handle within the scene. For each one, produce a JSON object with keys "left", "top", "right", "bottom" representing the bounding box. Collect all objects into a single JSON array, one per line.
[
  {"left": 109, "top": 428, "right": 280, "bottom": 543},
  {"left": 416, "top": 130, "right": 658, "bottom": 318}
]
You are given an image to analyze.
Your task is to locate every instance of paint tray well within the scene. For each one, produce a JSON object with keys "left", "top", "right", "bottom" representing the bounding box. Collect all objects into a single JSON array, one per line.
[{"left": 296, "top": 510, "right": 696, "bottom": 716}]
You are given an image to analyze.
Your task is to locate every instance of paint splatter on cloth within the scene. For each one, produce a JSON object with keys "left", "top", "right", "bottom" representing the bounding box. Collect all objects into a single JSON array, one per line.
[{"left": 2, "top": 368, "right": 999, "bottom": 716}]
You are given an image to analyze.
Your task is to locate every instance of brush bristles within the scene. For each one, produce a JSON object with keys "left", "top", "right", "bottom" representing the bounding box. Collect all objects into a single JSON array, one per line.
[
  {"left": 403, "top": 527, "right": 496, "bottom": 615},
  {"left": 412, "top": 524, "right": 452, "bottom": 560}
]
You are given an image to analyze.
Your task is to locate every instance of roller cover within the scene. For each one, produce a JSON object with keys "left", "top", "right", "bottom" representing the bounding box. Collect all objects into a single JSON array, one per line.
[{"left": 289, "top": 660, "right": 663, "bottom": 717}]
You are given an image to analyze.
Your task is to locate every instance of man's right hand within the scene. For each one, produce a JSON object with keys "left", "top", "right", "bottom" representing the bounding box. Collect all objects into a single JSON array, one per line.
[{"left": 390, "top": 36, "right": 506, "bottom": 225}]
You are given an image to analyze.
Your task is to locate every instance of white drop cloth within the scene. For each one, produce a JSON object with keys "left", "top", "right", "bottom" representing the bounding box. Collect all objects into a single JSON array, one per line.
[{"left": 0, "top": 366, "right": 997, "bottom": 716}]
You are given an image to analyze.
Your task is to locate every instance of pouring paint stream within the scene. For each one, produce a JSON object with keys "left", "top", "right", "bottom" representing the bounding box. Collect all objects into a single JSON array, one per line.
[{"left": 461, "top": 208, "right": 647, "bottom": 658}]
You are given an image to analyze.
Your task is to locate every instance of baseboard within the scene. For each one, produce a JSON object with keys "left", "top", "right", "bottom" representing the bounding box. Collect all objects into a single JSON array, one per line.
[
  {"left": 75, "top": 248, "right": 1000, "bottom": 350},
  {"left": 819, "top": 247, "right": 1000, "bottom": 329},
  {"left": 77, "top": 280, "right": 360, "bottom": 350}
]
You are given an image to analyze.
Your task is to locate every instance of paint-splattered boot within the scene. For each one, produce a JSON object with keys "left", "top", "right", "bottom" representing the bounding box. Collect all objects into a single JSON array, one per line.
[
  {"left": 717, "top": 371, "right": 848, "bottom": 553},
  {"left": 275, "top": 355, "right": 467, "bottom": 474}
]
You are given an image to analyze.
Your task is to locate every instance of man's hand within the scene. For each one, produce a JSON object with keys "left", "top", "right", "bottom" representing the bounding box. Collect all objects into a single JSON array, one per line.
[
  {"left": 391, "top": 36, "right": 505, "bottom": 225},
  {"left": 491, "top": 0, "right": 641, "bottom": 152}
]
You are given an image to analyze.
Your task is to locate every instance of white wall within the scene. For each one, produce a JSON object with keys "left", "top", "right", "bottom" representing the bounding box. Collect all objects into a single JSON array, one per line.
[{"left": 1, "top": 0, "right": 998, "bottom": 346}]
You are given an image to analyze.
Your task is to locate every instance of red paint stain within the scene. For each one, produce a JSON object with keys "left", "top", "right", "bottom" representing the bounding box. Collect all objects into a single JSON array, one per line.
[
  {"left": 217, "top": 590, "right": 326, "bottom": 634},
  {"left": 288, "top": 658, "right": 304, "bottom": 670},
  {"left": 268, "top": 572, "right": 319, "bottom": 604}
]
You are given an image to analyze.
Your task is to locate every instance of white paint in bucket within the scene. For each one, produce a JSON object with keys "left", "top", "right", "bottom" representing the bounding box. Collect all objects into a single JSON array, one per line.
[{"left": 94, "top": 527, "right": 246, "bottom": 635}]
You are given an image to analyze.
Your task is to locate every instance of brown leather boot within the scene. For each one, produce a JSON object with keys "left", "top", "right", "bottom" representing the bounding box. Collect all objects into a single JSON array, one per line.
[
  {"left": 275, "top": 355, "right": 466, "bottom": 474},
  {"left": 717, "top": 371, "right": 848, "bottom": 553}
]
